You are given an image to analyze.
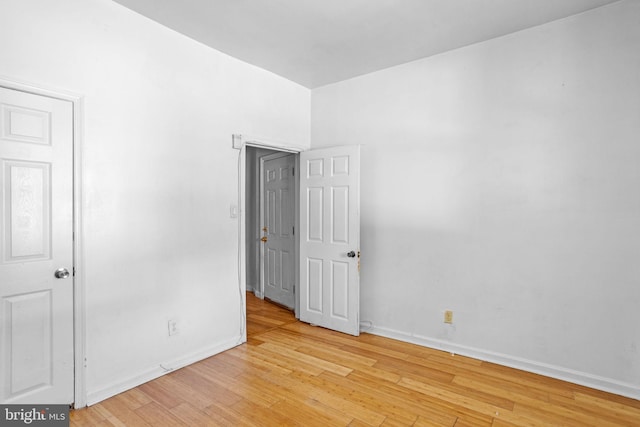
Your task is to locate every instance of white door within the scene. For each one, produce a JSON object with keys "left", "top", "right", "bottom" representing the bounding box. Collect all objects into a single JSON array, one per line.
[
  {"left": 299, "top": 145, "right": 360, "bottom": 336},
  {"left": 261, "top": 153, "right": 295, "bottom": 309},
  {"left": 0, "top": 87, "right": 74, "bottom": 404}
]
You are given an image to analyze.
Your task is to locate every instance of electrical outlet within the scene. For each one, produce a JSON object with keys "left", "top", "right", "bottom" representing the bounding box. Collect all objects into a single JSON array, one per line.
[
  {"left": 444, "top": 310, "right": 453, "bottom": 324},
  {"left": 168, "top": 319, "right": 179, "bottom": 336}
]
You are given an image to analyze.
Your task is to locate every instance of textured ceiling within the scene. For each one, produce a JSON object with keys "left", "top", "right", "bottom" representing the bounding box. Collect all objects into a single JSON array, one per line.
[{"left": 113, "top": 0, "right": 621, "bottom": 88}]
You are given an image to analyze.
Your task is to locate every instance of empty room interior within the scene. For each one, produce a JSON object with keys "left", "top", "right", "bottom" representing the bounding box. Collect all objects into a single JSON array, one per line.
[{"left": 0, "top": 0, "right": 639, "bottom": 425}]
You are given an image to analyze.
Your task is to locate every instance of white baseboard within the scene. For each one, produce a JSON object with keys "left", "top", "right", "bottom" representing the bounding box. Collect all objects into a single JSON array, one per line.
[
  {"left": 366, "top": 325, "right": 640, "bottom": 401},
  {"left": 246, "top": 282, "right": 258, "bottom": 293},
  {"left": 85, "top": 335, "right": 244, "bottom": 406},
  {"left": 85, "top": 327, "right": 640, "bottom": 405}
]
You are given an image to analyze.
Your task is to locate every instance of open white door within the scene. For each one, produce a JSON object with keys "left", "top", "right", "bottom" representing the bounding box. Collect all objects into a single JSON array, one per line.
[
  {"left": 299, "top": 145, "right": 360, "bottom": 336},
  {"left": 0, "top": 87, "right": 74, "bottom": 404}
]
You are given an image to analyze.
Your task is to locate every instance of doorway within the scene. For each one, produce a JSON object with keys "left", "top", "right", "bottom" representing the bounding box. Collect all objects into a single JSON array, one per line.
[
  {"left": 245, "top": 146, "right": 298, "bottom": 314},
  {"left": 236, "top": 136, "right": 361, "bottom": 338}
]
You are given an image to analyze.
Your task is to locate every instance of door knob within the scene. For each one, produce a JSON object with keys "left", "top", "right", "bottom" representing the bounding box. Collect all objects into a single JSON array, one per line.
[
  {"left": 54, "top": 268, "right": 70, "bottom": 279},
  {"left": 261, "top": 236, "right": 268, "bottom": 243},
  {"left": 347, "top": 251, "right": 356, "bottom": 258}
]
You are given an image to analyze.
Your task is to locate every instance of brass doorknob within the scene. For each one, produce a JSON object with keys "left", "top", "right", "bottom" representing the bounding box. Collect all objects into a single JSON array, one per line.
[{"left": 260, "top": 236, "right": 268, "bottom": 243}]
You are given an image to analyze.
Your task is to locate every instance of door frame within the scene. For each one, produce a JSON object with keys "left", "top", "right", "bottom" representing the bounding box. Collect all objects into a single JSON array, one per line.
[
  {"left": 0, "top": 77, "right": 86, "bottom": 408},
  {"left": 235, "top": 135, "right": 303, "bottom": 335},
  {"left": 259, "top": 152, "right": 296, "bottom": 308}
]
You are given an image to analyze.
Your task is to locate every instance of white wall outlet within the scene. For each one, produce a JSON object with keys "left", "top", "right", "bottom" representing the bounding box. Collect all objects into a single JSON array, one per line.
[{"left": 168, "top": 319, "right": 179, "bottom": 336}]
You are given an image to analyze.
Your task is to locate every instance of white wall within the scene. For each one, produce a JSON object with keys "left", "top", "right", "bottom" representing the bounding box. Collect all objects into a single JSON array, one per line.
[
  {"left": 0, "top": 0, "right": 309, "bottom": 404},
  {"left": 312, "top": 0, "right": 640, "bottom": 398}
]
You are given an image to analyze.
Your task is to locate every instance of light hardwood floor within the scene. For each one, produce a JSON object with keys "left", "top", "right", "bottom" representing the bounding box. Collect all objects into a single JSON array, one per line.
[{"left": 71, "top": 292, "right": 640, "bottom": 426}]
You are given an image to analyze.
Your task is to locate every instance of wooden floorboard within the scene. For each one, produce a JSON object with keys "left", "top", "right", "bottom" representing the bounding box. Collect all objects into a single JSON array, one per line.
[{"left": 71, "top": 292, "right": 640, "bottom": 426}]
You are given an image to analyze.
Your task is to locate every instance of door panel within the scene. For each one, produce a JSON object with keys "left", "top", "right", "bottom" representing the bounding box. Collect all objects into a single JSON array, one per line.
[
  {"left": 0, "top": 87, "right": 74, "bottom": 404},
  {"left": 261, "top": 153, "right": 295, "bottom": 309},
  {"left": 299, "top": 145, "right": 360, "bottom": 336},
  {"left": 4, "top": 161, "right": 51, "bottom": 261},
  {"left": 3, "top": 290, "right": 53, "bottom": 397},
  {"left": 307, "top": 258, "right": 323, "bottom": 312},
  {"left": 308, "top": 188, "right": 323, "bottom": 241}
]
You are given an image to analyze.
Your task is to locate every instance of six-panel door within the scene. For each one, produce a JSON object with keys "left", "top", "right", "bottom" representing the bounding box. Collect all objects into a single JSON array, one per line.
[
  {"left": 299, "top": 145, "right": 360, "bottom": 336},
  {"left": 262, "top": 153, "right": 296, "bottom": 309},
  {"left": 0, "top": 87, "right": 74, "bottom": 404}
]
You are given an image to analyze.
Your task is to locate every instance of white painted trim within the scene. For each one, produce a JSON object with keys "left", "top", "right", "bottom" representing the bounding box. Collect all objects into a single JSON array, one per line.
[
  {"left": 233, "top": 134, "right": 303, "bottom": 153},
  {"left": 367, "top": 325, "right": 640, "bottom": 401},
  {"left": 0, "top": 77, "right": 87, "bottom": 408},
  {"left": 258, "top": 154, "right": 266, "bottom": 300},
  {"left": 293, "top": 154, "right": 300, "bottom": 318},
  {"left": 86, "top": 336, "right": 242, "bottom": 406},
  {"left": 72, "top": 94, "right": 87, "bottom": 410},
  {"left": 236, "top": 145, "right": 248, "bottom": 344}
]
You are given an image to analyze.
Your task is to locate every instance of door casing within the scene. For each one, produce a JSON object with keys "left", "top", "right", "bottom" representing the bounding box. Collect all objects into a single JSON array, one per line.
[{"left": 0, "top": 77, "right": 86, "bottom": 408}]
